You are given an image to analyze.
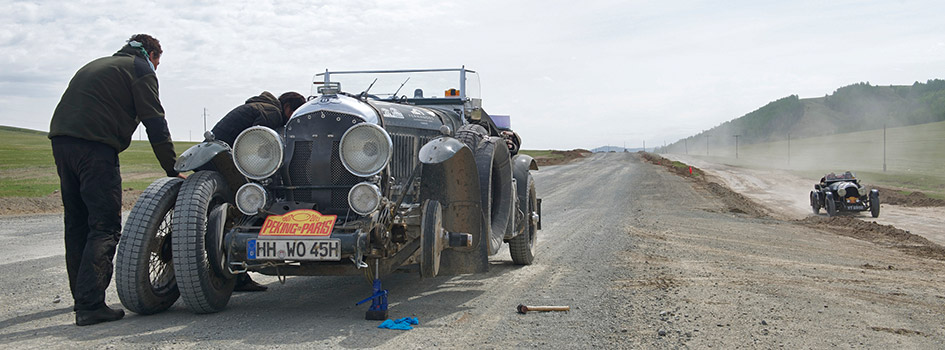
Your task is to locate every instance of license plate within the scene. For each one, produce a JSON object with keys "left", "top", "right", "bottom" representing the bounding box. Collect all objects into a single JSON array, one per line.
[
  {"left": 247, "top": 238, "right": 341, "bottom": 261},
  {"left": 847, "top": 205, "right": 864, "bottom": 211}
]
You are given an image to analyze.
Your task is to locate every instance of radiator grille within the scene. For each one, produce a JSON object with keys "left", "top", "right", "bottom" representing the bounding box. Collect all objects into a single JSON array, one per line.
[
  {"left": 390, "top": 133, "right": 417, "bottom": 184},
  {"left": 331, "top": 141, "right": 362, "bottom": 186},
  {"left": 288, "top": 141, "right": 314, "bottom": 202}
]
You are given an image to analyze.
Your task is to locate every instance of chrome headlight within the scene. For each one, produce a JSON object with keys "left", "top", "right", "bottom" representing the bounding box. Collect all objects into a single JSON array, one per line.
[
  {"left": 339, "top": 123, "right": 392, "bottom": 177},
  {"left": 236, "top": 183, "right": 269, "bottom": 215},
  {"left": 232, "top": 126, "right": 283, "bottom": 180},
  {"left": 348, "top": 182, "right": 382, "bottom": 215},
  {"left": 838, "top": 187, "right": 847, "bottom": 197}
]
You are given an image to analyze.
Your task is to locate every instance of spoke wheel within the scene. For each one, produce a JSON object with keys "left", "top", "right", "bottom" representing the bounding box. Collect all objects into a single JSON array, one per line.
[
  {"left": 420, "top": 200, "right": 444, "bottom": 278},
  {"left": 116, "top": 177, "right": 183, "bottom": 315}
]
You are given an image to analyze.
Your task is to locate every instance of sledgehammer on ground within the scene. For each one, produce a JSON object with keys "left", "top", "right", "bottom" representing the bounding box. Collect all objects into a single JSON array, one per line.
[{"left": 516, "top": 304, "right": 570, "bottom": 314}]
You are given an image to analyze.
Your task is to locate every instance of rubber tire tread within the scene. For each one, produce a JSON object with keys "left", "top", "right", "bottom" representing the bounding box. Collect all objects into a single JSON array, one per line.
[
  {"left": 810, "top": 192, "right": 820, "bottom": 214},
  {"left": 116, "top": 177, "right": 183, "bottom": 315},
  {"left": 825, "top": 193, "right": 837, "bottom": 217},
  {"left": 455, "top": 124, "right": 487, "bottom": 151},
  {"left": 172, "top": 171, "right": 235, "bottom": 314},
  {"left": 870, "top": 191, "right": 881, "bottom": 218},
  {"left": 509, "top": 174, "right": 536, "bottom": 265},
  {"left": 420, "top": 200, "right": 443, "bottom": 278}
]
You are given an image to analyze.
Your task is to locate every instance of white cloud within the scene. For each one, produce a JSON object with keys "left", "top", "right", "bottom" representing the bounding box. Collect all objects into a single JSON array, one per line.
[{"left": 0, "top": 0, "right": 943, "bottom": 149}]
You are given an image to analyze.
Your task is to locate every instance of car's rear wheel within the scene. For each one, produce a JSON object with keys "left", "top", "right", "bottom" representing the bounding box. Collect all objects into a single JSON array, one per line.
[
  {"left": 870, "top": 190, "right": 881, "bottom": 218},
  {"left": 116, "top": 177, "right": 182, "bottom": 315},
  {"left": 172, "top": 171, "right": 236, "bottom": 314},
  {"left": 509, "top": 174, "right": 537, "bottom": 265},
  {"left": 825, "top": 193, "right": 837, "bottom": 217},
  {"left": 810, "top": 191, "right": 821, "bottom": 215}
]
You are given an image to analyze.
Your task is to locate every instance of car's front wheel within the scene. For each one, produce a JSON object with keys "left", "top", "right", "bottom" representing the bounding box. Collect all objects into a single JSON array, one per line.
[
  {"left": 420, "top": 200, "right": 444, "bottom": 278},
  {"left": 870, "top": 190, "right": 880, "bottom": 218},
  {"left": 172, "top": 170, "right": 236, "bottom": 314},
  {"left": 810, "top": 191, "right": 821, "bottom": 215},
  {"left": 825, "top": 192, "right": 837, "bottom": 217}
]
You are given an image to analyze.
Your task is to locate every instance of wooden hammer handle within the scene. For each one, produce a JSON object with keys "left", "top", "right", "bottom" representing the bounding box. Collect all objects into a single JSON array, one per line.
[{"left": 517, "top": 304, "right": 570, "bottom": 313}]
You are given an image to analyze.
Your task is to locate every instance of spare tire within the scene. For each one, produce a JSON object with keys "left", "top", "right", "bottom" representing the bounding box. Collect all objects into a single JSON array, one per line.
[
  {"left": 455, "top": 124, "right": 487, "bottom": 150},
  {"left": 116, "top": 177, "right": 182, "bottom": 315}
]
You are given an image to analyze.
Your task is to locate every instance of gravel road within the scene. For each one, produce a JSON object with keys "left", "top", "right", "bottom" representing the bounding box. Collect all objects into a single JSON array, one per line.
[{"left": 1, "top": 153, "right": 944, "bottom": 349}]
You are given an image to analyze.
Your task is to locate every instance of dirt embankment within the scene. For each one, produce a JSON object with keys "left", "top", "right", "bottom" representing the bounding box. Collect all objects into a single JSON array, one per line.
[
  {"left": 640, "top": 152, "right": 945, "bottom": 262},
  {"left": 533, "top": 149, "right": 591, "bottom": 166},
  {"left": 873, "top": 186, "right": 945, "bottom": 207},
  {"left": 0, "top": 189, "right": 142, "bottom": 216},
  {"left": 639, "top": 152, "right": 770, "bottom": 218}
]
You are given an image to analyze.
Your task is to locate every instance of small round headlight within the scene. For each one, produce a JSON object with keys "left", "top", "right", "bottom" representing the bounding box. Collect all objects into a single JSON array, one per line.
[
  {"left": 838, "top": 187, "right": 847, "bottom": 197},
  {"left": 233, "top": 126, "right": 283, "bottom": 180},
  {"left": 348, "top": 182, "right": 382, "bottom": 215},
  {"left": 339, "top": 123, "right": 392, "bottom": 177},
  {"left": 236, "top": 183, "right": 268, "bottom": 215}
]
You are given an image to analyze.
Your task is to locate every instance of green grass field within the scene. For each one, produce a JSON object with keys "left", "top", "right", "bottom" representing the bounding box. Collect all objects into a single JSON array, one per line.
[
  {"left": 0, "top": 126, "right": 197, "bottom": 197},
  {"left": 667, "top": 120, "right": 945, "bottom": 198}
]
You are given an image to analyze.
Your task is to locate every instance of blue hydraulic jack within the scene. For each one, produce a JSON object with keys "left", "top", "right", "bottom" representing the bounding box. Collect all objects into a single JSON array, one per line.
[{"left": 356, "top": 263, "right": 389, "bottom": 320}]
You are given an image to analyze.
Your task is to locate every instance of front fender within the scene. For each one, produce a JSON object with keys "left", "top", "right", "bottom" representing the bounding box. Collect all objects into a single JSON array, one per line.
[
  {"left": 174, "top": 141, "right": 246, "bottom": 194},
  {"left": 174, "top": 141, "right": 230, "bottom": 172},
  {"left": 418, "top": 137, "right": 487, "bottom": 275}
]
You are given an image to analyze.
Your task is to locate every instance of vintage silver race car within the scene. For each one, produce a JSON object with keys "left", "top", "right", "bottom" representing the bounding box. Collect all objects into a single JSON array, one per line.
[
  {"left": 810, "top": 171, "right": 879, "bottom": 218},
  {"left": 115, "top": 67, "right": 541, "bottom": 319}
]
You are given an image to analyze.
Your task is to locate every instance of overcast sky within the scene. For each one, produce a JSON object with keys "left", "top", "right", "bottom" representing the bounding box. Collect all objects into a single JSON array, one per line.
[{"left": 1, "top": 0, "right": 943, "bottom": 150}]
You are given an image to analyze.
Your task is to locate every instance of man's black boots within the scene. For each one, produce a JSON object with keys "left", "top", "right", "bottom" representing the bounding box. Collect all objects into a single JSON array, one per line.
[{"left": 76, "top": 305, "right": 125, "bottom": 326}]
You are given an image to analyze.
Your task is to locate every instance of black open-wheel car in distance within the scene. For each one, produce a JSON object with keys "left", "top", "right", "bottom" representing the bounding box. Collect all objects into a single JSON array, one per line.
[
  {"left": 115, "top": 67, "right": 541, "bottom": 320},
  {"left": 810, "top": 171, "right": 879, "bottom": 218}
]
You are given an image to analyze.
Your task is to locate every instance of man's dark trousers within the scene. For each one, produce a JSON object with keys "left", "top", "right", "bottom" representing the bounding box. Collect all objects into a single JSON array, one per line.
[{"left": 52, "top": 136, "right": 122, "bottom": 311}]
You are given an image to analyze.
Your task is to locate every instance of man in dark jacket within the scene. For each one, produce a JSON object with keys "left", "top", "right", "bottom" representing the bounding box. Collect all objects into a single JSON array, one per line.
[
  {"left": 210, "top": 91, "right": 305, "bottom": 291},
  {"left": 49, "top": 34, "right": 183, "bottom": 326}
]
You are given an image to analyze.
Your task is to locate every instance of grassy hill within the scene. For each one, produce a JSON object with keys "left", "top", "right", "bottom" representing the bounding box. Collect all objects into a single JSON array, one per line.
[
  {"left": 664, "top": 80, "right": 945, "bottom": 152},
  {"left": 0, "top": 126, "right": 197, "bottom": 197},
  {"left": 0, "top": 126, "right": 582, "bottom": 198}
]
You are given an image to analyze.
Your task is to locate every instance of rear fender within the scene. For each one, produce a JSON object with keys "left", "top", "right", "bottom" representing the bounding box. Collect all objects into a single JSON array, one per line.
[
  {"left": 510, "top": 154, "right": 538, "bottom": 238},
  {"left": 418, "top": 137, "right": 487, "bottom": 275}
]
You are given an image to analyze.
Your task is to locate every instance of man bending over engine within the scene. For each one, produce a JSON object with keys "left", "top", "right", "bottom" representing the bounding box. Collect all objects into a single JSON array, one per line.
[{"left": 209, "top": 91, "right": 306, "bottom": 291}]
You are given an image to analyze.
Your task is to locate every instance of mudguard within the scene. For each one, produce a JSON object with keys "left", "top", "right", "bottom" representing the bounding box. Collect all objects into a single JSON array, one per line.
[
  {"left": 174, "top": 141, "right": 246, "bottom": 194},
  {"left": 471, "top": 137, "right": 514, "bottom": 256},
  {"left": 174, "top": 141, "right": 230, "bottom": 172},
  {"left": 418, "top": 137, "right": 487, "bottom": 275},
  {"left": 509, "top": 154, "right": 538, "bottom": 238}
]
